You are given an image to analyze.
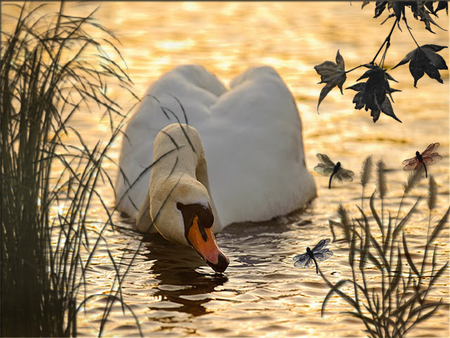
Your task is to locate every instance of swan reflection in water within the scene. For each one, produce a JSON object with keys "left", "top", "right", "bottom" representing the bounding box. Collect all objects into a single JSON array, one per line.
[{"left": 142, "top": 233, "right": 228, "bottom": 318}]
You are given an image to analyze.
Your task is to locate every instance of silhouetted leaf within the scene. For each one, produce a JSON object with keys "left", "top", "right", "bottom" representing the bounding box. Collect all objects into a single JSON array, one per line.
[
  {"left": 347, "top": 65, "right": 402, "bottom": 123},
  {"left": 432, "top": 1, "right": 448, "bottom": 16},
  {"left": 374, "top": 1, "right": 389, "bottom": 18},
  {"left": 314, "top": 50, "right": 347, "bottom": 112},
  {"left": 409, "top": 2, "right": 447, "bottom": 33},
  {"left": 361, "top": 1, "right": 371, "bottom": 10},
  {"left": 393, "top": 44, "right": 448, "bottom": 87}
]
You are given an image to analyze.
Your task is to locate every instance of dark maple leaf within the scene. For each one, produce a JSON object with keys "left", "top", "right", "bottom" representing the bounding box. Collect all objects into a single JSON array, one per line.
[
  {"left": 392, "top": 44, "right": 448, "bottom": 87},
  {"left": 424, "top": 1, "right": 448, "bottom": 17},
  {"left": 347, "top": 65, "right": 402, "bottom": 123},
  {"left": 314, "top": 50, "right": 347, "bottom": 112},
  {"left": 374, "top": 1, "right": 389, "bottom": 18},
  {"left": 409, "top": 1, "right": 446, "bottom": 33},
  {"left": 432, "top": 1, "right": 448, "bottom": 16},
  {"left": 361, "top": 1, "right": 371, "bottom": 9}
]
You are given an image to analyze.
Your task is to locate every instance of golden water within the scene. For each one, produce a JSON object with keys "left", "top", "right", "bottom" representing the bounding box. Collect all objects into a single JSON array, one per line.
[{"left": 3, "top": 2, "right": 449, "bottom": 337}]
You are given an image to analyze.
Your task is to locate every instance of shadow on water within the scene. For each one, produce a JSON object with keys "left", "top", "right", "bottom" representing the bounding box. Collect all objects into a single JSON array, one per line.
[{"left": 141, "top": 233, "right": 228, "bottom": 317}]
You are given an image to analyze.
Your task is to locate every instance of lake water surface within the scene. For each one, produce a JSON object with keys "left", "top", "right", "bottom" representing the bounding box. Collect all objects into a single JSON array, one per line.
[{"left": 3, "top": 2, "right": 449, "bottom": 337}]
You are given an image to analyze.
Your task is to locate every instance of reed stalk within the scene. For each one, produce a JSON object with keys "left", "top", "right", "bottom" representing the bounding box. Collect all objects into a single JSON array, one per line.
[
  {"left": 323, "top": 159, "right": 449, "bottom": 338},
  {"left": 1, "top": 2, "right": 138, "bottom": 336}
]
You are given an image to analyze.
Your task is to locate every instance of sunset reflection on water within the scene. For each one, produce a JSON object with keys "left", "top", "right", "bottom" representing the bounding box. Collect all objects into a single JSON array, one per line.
[{"left": 2, "top": 2, "right": 449, "bottom": 337}]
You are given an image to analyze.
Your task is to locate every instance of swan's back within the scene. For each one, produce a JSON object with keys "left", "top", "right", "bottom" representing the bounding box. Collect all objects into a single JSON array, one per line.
[{"left": 115, "top": 64, "right": 316, "bottom": 227}]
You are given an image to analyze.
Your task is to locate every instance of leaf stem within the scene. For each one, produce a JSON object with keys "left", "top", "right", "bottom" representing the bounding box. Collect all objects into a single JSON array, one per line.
[
  {"left": 345, "top": 64, "right": 364, "bottom": 74},
  {"left": 403, "top": 17, "right": 421, "bottom": 49},
  {"left": 371, "top": 18, "right": 399, "bottom": 65}
]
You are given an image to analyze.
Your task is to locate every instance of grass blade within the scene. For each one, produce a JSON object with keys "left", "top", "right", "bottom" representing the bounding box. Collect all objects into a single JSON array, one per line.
[
  {"left": 402, "top": 232, "right": 420, "bottom": 277},
  {"left": 369, "top": 191, "right": 384, "bottom": 237},
  {"left": 392, "top": 196, "right": 421, "bottom": 242},
  {"left": 320, "top": 279, "right": 355, "bottom": 317},
  {"left": 427, "top": 207, "right": 449, "bottom": 245}
]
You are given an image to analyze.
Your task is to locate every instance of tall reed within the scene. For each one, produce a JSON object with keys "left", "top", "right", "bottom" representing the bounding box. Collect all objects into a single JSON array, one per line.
[
  {"left": 1, "top": 2, "right": 138, "bottom": 336},
  {"left": 323, "top": 159, "right": 449, "bottom": 338}
]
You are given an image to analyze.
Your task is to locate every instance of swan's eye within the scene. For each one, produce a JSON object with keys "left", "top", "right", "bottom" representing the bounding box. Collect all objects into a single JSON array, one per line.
[{"left": 177, "top": 202, "right": 214, "bottom": 238}]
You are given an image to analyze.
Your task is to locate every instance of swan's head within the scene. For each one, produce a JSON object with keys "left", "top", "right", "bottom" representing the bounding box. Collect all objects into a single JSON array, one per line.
[
  {"left": 152, "top": 177, "right": 229, "bottom": 273},
  {"left": 177, "top": 201, "right": 229, "bottom": 273}
]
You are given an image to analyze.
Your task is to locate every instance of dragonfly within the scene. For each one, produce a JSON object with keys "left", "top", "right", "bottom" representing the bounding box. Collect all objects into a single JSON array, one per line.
[
  {"left": 402, "top": 142, "right": 442, "bottom": 178},
  {"left": 293, "top": 239, "right": 333, "bottom": 274},
  {"left": 314, "top": 153, "right": 354, "bottom": 189}
]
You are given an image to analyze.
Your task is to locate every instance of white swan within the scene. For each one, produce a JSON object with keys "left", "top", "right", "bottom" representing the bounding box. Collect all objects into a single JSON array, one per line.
[
  {"left": 134, "top": 123, "right": 229, "bottom": 272},
  {"left": 115, "top": 65, "right": 317, "bottom": 237}
]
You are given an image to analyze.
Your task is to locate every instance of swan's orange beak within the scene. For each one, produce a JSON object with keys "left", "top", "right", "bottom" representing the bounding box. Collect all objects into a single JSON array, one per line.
[{"left": 187, "top": 215, "right": 229, "bottom": 272}]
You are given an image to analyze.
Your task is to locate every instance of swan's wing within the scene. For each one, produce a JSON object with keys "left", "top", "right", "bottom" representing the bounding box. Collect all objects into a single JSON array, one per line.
[
  {"left": 206, "top": 66, "right": 317, "bottom": 226},
  {"left": 117, "top": 65, "right": 317, "bottom": 228},
  {"left": 421, "top": 142, "right": 440, "bottom": 157},
  {"left": 115, "top": 65, "right": 227, "bottom": 218},
  {"left": 316, "top": 153, "right": 335, "bottom": 167}
]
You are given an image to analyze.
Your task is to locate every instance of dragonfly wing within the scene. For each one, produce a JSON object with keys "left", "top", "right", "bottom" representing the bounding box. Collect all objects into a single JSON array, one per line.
[
  {"left": 314, "top": 164, "right": 334, "bottom": 176},
  {"left": 343, "top": 168, "right": 354, "bottom": 176},
  {"left": 317, "top": 153, "right": 335, "bottom": 167},
  {"left": 403, "top": 158, "right": 419, "bottom": 171},
  {"left": 336, "top": 169, "right": 354, "bottom": 182},
  {"left": 295, "top": 257, "right": 312, "bottom": 268},
  {"left": 402, "top": 157, "right": 417, "bottom": 166},
  {"left": 305, "top": 258, "right": 315, "bottom": 268},
  {"left": 422, "top": 143, "right": 440, "bottom": 157},
  {"left": 312, "top": 239, "right": 330, "bottom": 252},
  {"left": 293, "top": 253, "right": 308, "bottom": 262},
  {"left": 314, "top": 250, "right": 334, "bottom": 262},
  {"left": 423, "top": 154, "right": 442, "bottom": 166}
]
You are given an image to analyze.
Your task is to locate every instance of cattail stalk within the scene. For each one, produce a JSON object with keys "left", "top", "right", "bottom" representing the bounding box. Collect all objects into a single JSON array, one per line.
[{"left": 360, "top": 155, "right": 373, "bottom": 211}]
